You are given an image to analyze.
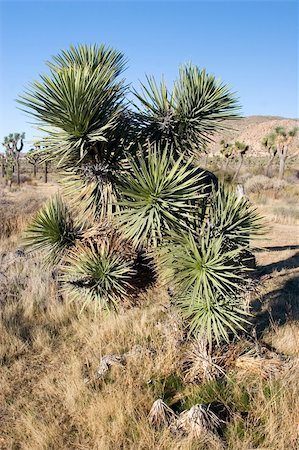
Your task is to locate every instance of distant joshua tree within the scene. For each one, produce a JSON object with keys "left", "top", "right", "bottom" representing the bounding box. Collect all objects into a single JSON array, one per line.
[
  {"left": 261, "top": 133, "right": 277, "bottom": 177},
  {"left": 26, "top": 146, "right": 42, "bottom": 178},
  {"left": 273, "top": 126, "right": 298, "bottom": 180},
  {"left": 2, "top": 132, "right": 25, "bottom": 185},
  {"left": 220, "top": 139, "right": 234, "bottom": 170},
  {"left": 0, "top": 153, "right": 5, "bottom": 178},
  {"left": 232, "top": 141, "right": 249, "bottom": 182}
]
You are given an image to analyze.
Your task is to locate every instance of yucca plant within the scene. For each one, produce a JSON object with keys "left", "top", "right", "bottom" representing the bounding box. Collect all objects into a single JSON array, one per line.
[
  {"left": 232, "top": 141, "right": 249, "bottom": 182},
  {"left": 159, "top": 230, "right": 250, "bottom": 344},
  {"left": 47, "top": 43, "right": 127, "bottom": 77},
  {"left": 117, "top": 143, "right": 208, "bottom": 247},
  {"left": 20, "top": 43, "right": 263, "bottom": 344},
  {"left": 18, "top": 44, "right": 131, "bottom": 218},
  {"left": 23, "top": 195, "right": 83, "bottom": 265},
  {"left": 204, "top": 183, "right": 265, "bottom": 251},
  {"left": 61, "top": 240, "right": 134, "bottom": 312},
  {"left": 133, "top": 64, "right": 240, "bottom": 157}
]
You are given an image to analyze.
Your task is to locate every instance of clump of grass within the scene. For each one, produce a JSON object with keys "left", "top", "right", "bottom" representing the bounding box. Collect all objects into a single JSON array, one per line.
[
  {"left": 245, "top": 175, "right": 288, "bottom": 195},
  {"left": 272, "top": 206, "right": 299, "bottom": 223}
]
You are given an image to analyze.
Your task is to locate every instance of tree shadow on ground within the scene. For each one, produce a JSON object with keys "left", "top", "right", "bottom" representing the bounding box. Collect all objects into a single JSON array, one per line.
[
  {"left": 251, "top": 249, "right": 299, "bottom": 337},
  {"left": 254, "top": 245, "right": 299, "bottom": 253},
  {"left": 251, "top": 276, "right": 299, "bottom": 337},
  {"left": 256, "top": 251, "right": 299, "bottom": 276}
]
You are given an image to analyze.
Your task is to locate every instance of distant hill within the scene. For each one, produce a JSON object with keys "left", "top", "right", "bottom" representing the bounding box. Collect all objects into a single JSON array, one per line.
[{"left": 211, "top": 116, "right": 299, "bottom": 155}]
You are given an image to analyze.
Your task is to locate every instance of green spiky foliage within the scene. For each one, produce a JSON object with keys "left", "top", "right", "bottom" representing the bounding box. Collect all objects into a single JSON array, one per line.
[
  {"left": 20, "top": 43, "right": 264, "bottom": 343},
  {"left": 61, "top": 241, "right": 134, "bottom": 312},
  {"left": 160, "top": 230, "right": 249, "bottom": 345},
  {"left": 47, "top": 43, "right": 127, "bottom": 77},
  {"left": 117, "top": 143, "right": 208, "bottom": 247},
  {"left": 204, "top": 183, "right": 264, "bottom": 250},
  {"left": 133, "top": 64, "right": 240, "bottom": 157},
  {"left": 18, "top": 44, "right": 131, "bottom": 218},
  {"left": 23, "top": 195, "right": 83, "bottom": 265}
]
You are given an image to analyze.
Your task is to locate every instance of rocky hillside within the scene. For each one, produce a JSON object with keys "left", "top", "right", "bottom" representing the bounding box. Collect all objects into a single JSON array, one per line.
[{"left": 211, "top": 116, "right": 299, "bottom": 155}]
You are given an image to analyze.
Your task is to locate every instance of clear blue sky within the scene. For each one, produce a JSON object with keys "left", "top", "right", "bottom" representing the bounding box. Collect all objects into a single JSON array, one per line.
[{"left": 0, "top": 0, "right": 298, "bottom": 151}]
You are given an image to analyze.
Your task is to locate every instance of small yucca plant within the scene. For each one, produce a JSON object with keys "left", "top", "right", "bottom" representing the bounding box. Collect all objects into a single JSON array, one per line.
[
  {"left": 205, "top": 183, "right": 265, "bottom": 250},
  {"left": 117, "top": 143, "right": 207, "bottom": 247},
  {"left": 133, "top": 64, "right": 240, "bottom": 156},
  {"left": 23, "top": 195, "right": 83, "bottom": 265},
  {"left": 61, "top": 240, "right": 135, "bottom": 312},
  {"left": 159, "top": 230, "right": 250, "bottom": 345}
]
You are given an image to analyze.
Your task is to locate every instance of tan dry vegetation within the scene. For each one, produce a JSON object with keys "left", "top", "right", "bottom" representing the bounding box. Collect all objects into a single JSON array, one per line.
[
  {"left": 0, "top": 181, "right": 58, "bottom": 238},
  {"left": 0, "top": 179, "right": 299, "bottom": 449}
]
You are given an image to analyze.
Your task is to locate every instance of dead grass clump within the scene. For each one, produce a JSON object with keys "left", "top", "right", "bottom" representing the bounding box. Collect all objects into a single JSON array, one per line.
[
  {"left": 233, "top": 349, "right": 284, "bottom": 381},
  {"left": 272, "top": 206, "right": 299, "bottom": 223},
  {"left": 182, "top": 338, "right": 225, "bottom": 384},
  {"left": 148, "top": 399, "right": 175, "bottom": 427}
]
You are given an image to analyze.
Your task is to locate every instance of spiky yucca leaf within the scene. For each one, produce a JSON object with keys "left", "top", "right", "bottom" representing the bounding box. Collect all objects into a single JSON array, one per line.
[
  {"left": 148, "top": 399, "right": 175, "bottom": 428},
  {"left": 61, "top": 241, "right": 134, "bottom": 312},
  {"left": 173, "top": 65, "right": 240, "bottom": 152},
  {"left": 132, "top": 76, "right": 176, "bottom": 146},
  {"left": 18, "top": 44, "right": 127, "bottom": 171},
  {"left": 176, "top": 404, "right": 222, "bottom": 437},
  {"left": 178, "top": 291, "right": 248, "bottom": 345},
  {"left": 160, "top": 231, "right": 249, "bottom": 344},
  {"left": 48, "top": 43, "right": 126, "bottom": 78},
  {"left": 174, "top": 232, "right": 246, "bottom": 298},
  {"left": 133, "top": 64, "right": 240, "bottom": 156},
  {"left": 62, "top": 166, "right": 121, "bottom": 220},
  {"left": 23, "top": 195, "right": 82, "bottom": 265},
  {"left": 117, "top": 144, "right": 207, "bottom": 247},
  {"left": 206, "top": 183, "right": 265, "bottom": 249}
]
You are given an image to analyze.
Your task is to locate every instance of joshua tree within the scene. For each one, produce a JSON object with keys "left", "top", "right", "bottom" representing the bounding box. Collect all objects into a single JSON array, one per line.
[
  {"left": 261, "top": 133, "right": 277, "bottom": 177},
  {"left": 2, "top": 132, "right": 25, "bottom": 185},
  {"left": 26, "top": 147, "right": 41, "bottom": 177},
  {"left": 220, "top": 139, "right": 234, "bottom": 170},
  {"left": 20, "top": 44, "right": 264, "bottom": 346},
  {"left": 273, "top": 126, "right": 298, "bottom": 180},
  {"left": 232, "top": 141, "right": 249, "bottom": 182},
  {"left": 0, "top": 153, "right": 5, "bottom": 177}
]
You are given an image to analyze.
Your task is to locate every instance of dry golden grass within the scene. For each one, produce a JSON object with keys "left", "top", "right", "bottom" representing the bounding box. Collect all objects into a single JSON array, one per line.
[
  {"left": 0, "top": 182, "right": 58, "bottom": 238},
  {"left": 1, "top": 180, "right": 299, "bottom": 449}
]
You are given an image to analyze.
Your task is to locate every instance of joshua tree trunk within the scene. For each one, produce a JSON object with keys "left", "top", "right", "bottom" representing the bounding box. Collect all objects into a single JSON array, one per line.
[
  {"left": 278, "top": 155, "right": 287, "bottom": 180},
  {"left": 16, "top": 158, "right": 21, "bottom": 185},
  {"left": 1, "top": 161, "right": 5, "bottom": 177},
  {"left": 44, "top": 161, "right": 48, "bottom": 183},
  {"left": 233, "top": 156, "right": 243, "bottom": 182},
  {"left": 33, "top": 163, "right": 37, "bottom": 178},
  {"left": 278, "top": 146, "right": 288, "bottom": 180},
  {"left": 265, "top": 155, "right": 275, "bottom": 177}
]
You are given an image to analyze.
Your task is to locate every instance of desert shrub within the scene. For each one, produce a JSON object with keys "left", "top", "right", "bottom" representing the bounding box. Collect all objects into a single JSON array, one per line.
[
  {"left": 272, "top": 206, "right": 299, "bottom": 222},
  {"left": 0, "top": 193, "right": 44, "bottom": 238},
  {"left": 244, "top": 175, "right": 288, "bottom": 194}
]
